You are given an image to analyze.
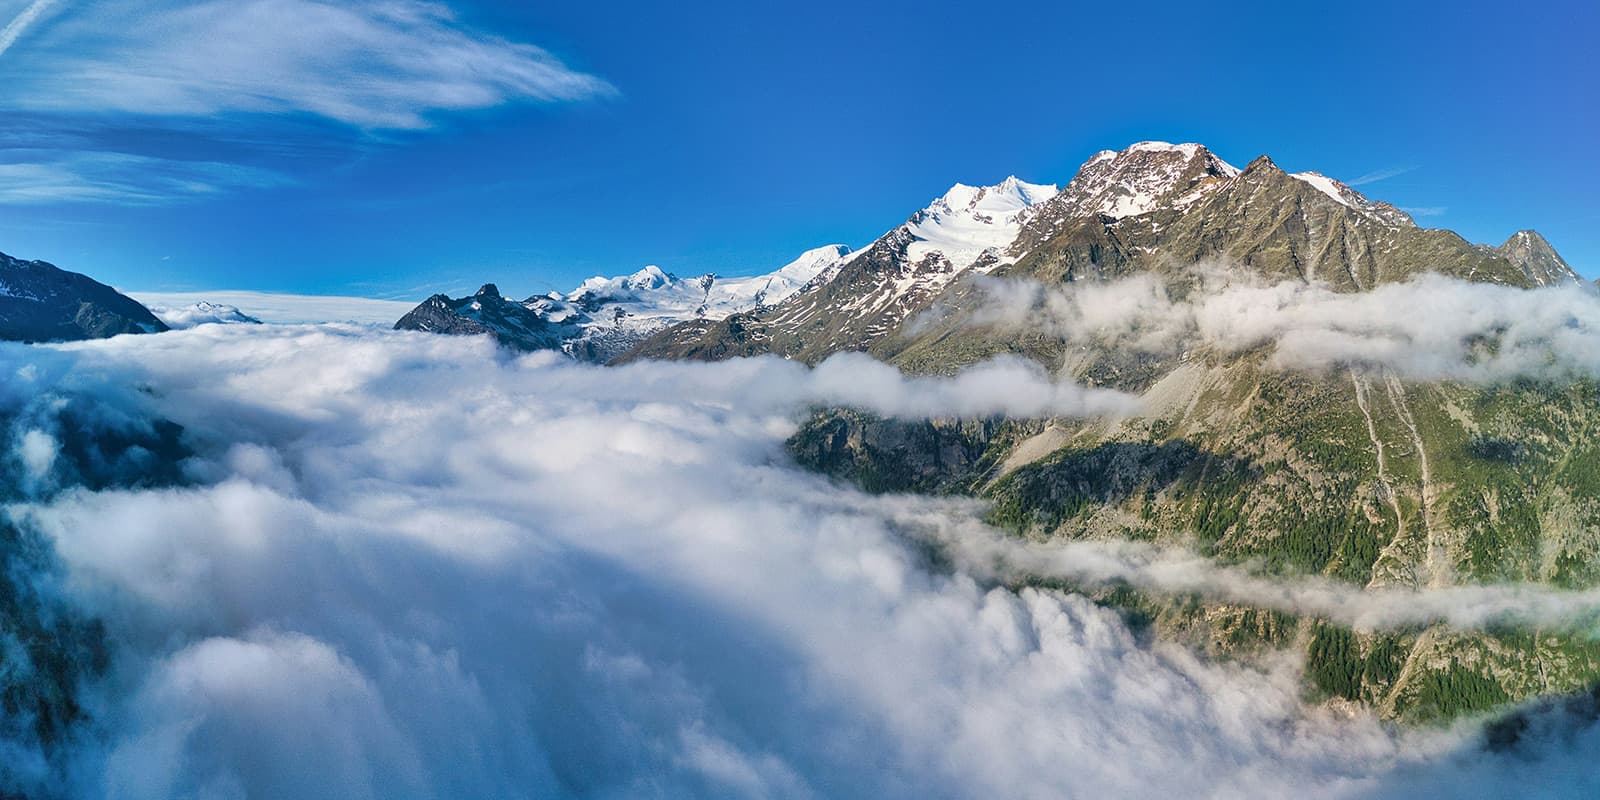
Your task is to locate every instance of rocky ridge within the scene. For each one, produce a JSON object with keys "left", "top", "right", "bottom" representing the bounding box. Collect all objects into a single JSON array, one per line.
[{"left": 0, "top": 251, "right": 169, "bottom": 342}]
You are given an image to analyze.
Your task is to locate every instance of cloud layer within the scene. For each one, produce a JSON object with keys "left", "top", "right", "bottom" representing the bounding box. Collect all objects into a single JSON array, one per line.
[
  {"left": 130, "top": 291, "right": 417, "bottom": 326},
  {"left": 957, "top": 270, "right": 1600, "bottom": 384},
  {"left": 0, "top": 325, "right": 1595, "bottom": 797},
  {"left": 895, "top": 507, "right": 1600, "bottom": 633}
]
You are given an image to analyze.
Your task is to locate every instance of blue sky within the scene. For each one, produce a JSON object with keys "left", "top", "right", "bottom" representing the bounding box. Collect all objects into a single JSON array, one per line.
[{"left": 0, "top": 0, "right": 1594, "bottom": 299}]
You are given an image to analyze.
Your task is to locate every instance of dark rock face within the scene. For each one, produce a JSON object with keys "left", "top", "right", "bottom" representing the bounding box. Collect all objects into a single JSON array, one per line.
[
  {"left": 787, "top": 409, "right": 1018, "bottom": 494},
  {"left": 394, "top": 284, "right": 565, "bottom": 352},
  {"left": 0, "top": 252, "right": 169, "bottom": 342},
  {"left": 0, "top": 391, "right": 195, "bottom": 782},
  {"left": 395, "top": 295, "right": 495, "bottom": 337}
]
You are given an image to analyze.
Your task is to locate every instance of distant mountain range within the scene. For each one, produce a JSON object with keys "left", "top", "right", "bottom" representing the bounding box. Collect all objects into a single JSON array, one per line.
[{"left": 393, "top": 245, "right": 854, "bottom": 361}]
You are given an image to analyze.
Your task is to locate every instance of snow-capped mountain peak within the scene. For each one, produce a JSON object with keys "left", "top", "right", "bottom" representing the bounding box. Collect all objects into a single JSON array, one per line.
[
  {"left": 147, "top": 300, "right": 263, "bottom": 329},
  {"left": 930, "top": 176, "right": 1058, "bottom": 219},
  {"left": 551, "top": 244, "right": 854, "bottom": 359},
  {"left": 622, "top": 265, "right": 672, "bottom": 291},
  {"left": 572, "top": 265, "right": 676, "bottom": 301},
  {"left": 771, "top": 244, "right": 854, "bottom": 284},
  {"left": 905, "top": 176, "right": 1059, "bottom": 272}
]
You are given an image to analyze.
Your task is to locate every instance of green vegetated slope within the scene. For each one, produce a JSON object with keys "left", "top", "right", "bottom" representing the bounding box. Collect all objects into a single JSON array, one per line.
[{"left": 792, "top": 358, "right": 1600, "bottom": 722}]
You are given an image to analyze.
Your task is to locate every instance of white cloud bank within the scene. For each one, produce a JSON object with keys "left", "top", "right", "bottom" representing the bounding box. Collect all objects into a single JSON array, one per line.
[
  {"left": 2, "top": 0, "right": 615, "bottom": 129},
  {"left": 0, "top": 326, "right": 1595, "bottom": 798},
  {"left": 130, "top": 291, "right": 417, "bottom": 326},
  {"left": 957, "top": 270, "right": 1600, "bottom": 384}
]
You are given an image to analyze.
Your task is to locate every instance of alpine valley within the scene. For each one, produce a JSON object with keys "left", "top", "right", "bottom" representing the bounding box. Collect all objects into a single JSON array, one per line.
[
  {"left": 403, "top": 140, "right": 1600, "bottom": 724},
  {"left": 2, "top": 139, "right": 1598, "bottom": 752}
]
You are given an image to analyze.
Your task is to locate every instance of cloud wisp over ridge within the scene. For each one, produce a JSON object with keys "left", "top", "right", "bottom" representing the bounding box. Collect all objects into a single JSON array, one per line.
[
  {"left": 944, "top": 269, "right": 1600, "bottom": 385},
  {"left": 1347, "top": 165, "right": 1419, "bottom": 187},
  {"left": 891, "top": 506, "right": 1600, "bottom": 634}
]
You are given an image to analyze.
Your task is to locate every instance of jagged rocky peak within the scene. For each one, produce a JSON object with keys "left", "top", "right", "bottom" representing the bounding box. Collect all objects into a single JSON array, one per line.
[
  {"left": 1208, "top": 153, "right": 1418, "bottom": 230},
  {"left": 395, "top": 282, "right": 563, "bottom": 352},
  {"left": 1004, "top": 141, "right": 1245, "bottom": 259},
  {"left": 1241, "top": 153, "right": 1279, "bottom": 173},
  {"left": 1496, "top": 229, "right": 1580, "bottom": 286},
  {"left": 1054, "top": 141, "right": 1241, "bottom": 219}
]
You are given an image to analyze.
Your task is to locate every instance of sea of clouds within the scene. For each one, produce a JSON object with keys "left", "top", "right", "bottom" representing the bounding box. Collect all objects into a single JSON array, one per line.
[{"left": 0, "top": 310, "right": 1599, "bottom": 798}]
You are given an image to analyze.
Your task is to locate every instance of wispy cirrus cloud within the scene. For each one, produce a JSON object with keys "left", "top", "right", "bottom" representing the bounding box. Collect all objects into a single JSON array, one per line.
[
  {"left": 2, "top": 0, "right": 616, "bottom": 129},
  {"left": 0, "top": 0, "right": 59, "bottom": 58},
  {"left": 1348, "top": 164, "right": 1418, "bottom": 186},
  {"left": 1401, "top": 206, "right": 1447, "bottom": 217},
  {"left": 0, "top": 151, "right": 289, "bottom": 205},
  {"left": 0, "top": 0, "right": 615, "bottom": 205}
]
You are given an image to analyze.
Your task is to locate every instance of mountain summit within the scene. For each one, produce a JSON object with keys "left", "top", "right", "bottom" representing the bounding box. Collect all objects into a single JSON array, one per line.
[{"left": 1490, "top": 229, "right": 1577, "bottom": 286}]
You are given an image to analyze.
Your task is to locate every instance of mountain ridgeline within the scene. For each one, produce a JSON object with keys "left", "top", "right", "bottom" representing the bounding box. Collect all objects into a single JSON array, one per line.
[
  {"left": 393, "top": 246, "right": 854, "bottom": 361},
  {"left": 622, "top": 144, "right": 1575, "bottom": 365},
  {"left": 618, "top": 142, "right": 1593, "bottom": 723},
  {"left": 0, "top": 251, "right": 168, "bottom": 342}
]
